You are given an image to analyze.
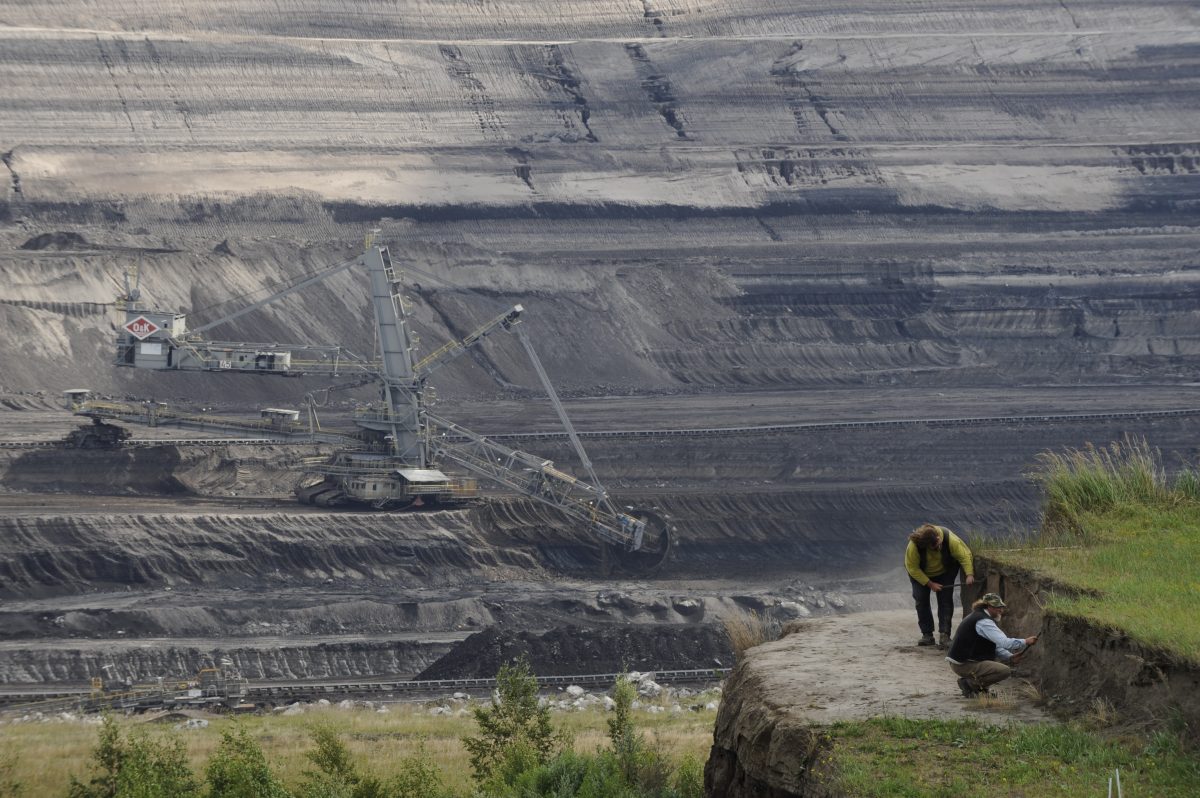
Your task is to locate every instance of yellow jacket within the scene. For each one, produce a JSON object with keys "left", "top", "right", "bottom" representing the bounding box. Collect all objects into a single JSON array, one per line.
[{"left": 905, "top": 527, "right": 973, "bottom": 585}]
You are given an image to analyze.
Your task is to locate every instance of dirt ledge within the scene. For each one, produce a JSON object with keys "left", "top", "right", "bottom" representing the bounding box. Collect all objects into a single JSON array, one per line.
[
  {"left": 702, "top": 608, "right": 1048, "bottom": 798},
  {"left": 703, "top": 556, "right": 1200, "bottom": 797},
  {"left": 703, "top": 662, "right": 836, "bottom": 798},
  {"left": 970, "top": 556, "right": 1200, "bottom": 742}
]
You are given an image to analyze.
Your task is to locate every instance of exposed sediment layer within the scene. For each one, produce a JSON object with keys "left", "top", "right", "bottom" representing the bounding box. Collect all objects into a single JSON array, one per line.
[
  {"left": 0, "top": 507, "right": 536, "bottom": 599},
  {"left": 417, "top": 625, "right": 734, "bottom": 680},
  {"left": 0, "top": 635, "right": 460, "bottom": 683},
  {"left": 1, "top": 0, "right": 1200, "bottom": 401},
  {"left": 971, "top": 559, "right": 1200, "bottom": 744},
  {"left": 3, "top": 404, "right": 1199, "bottom": 684}
]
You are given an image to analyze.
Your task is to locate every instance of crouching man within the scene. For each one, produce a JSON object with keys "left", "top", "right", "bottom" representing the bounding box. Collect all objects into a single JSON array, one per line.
[{"left": 946, "top": 592, "right": 1038, "bottom": 697}]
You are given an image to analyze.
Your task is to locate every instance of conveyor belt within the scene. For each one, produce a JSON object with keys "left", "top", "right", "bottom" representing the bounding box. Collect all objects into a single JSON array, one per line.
[
  {"left": 5, "top": 407, "right": 1198, "bottom": 451},
  {"left": 0, "top": 667, "right": 730, "bottom": 712}
]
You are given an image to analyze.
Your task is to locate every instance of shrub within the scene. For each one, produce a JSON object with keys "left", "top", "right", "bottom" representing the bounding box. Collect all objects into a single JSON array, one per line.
[
  {"left": 462, "top": 659, "right": 568, "bottom": 784},
  {"left": 114, "top": 734, "right": 199, "bottom": 798},
  {"left": 607, "top": 676, "right": 642, "bottom": 782},
  {"left": 67, "top": 715, "right": 123, "bottom": 798},
  {"left": 305, "top": 724, "right": 358, "bottom": 784},
  {"left": 670, "top": 755, "right": 704, "bottom": 798},
  {"left": 388, "top": 740, "right": 449, "bottom": 798},
  {"left": 299, "top": 722, "right": 384, "bottom": 798},
  {"left": 204, "top": 725, "right": 291, "bottom": 798},
  {"left": 605, "top": 676, "right": 670, "bottom": 796},
  {"left": 65, "top": 716, "right": 199, "bottom": 798}
]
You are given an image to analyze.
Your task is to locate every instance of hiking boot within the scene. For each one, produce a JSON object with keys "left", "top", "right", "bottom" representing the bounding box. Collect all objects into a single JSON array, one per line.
[
  {"left": 938, "top": 633, "right": 950, "bottom": 649},
  {"left": 957, "top": 677, "right": 978, "bottom": 698},
  {"left": 917, "top": 634, "right": 935, "bottom": 646}
]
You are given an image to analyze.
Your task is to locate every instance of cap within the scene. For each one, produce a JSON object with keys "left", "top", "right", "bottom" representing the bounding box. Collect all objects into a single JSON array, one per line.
[{"left": 980, "top": 593, "right": 1007, "bottom": 608}]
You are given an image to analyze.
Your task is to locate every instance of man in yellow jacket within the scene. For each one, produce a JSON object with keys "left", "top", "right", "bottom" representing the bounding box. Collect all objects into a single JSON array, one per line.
[{"left": 905, "top": 523, "right": 975, "bottom": 648}]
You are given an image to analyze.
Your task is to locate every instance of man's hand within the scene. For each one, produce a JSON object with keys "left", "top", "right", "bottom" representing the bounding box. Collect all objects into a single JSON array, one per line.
[
  {"left": 1011, "top": 651, "right": 1025, "bottom": 665},
  {"left": 1024, "top": 634, "right": 1039, "bottom": 647},
  {"left": 965, "top": 574, "right": 975, "bottom": 586},
  {"left": 928, "top": 581, "right": 943, "bottom": 593}
]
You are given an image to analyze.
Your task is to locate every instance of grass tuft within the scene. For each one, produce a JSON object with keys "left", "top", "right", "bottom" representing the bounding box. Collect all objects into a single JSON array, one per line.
[
  {"left": 721, "top": 610, "right": 777, "bottom": 660},
  {"left": 995, "top": 436, "right": 1200, "bottom": 662},
  {"left": 1174, "top": 468, "right": 1200, "bottom": 501},
  {"left": 1029, "top": 434, "right": 1179, "bottom": 540},
  {"left": 1083, "top": 697, "right": 1120, "bottom": 731}
]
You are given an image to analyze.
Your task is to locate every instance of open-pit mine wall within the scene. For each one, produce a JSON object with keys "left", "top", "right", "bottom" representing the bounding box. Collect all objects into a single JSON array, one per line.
[
  {"left": 2, "top": 1, "right": 1200, "bottom": 689},
  {"left": 2, "top": 403, "right": 1198, "bottom": 684},
  {"left": 0, "top": 2, "right": 1198, "bottom": 402}
]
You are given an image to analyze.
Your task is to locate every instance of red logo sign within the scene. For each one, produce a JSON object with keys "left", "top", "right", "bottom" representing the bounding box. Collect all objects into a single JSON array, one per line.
[{"left": 125, "top": 316, "right": 160, "bottom": 340}]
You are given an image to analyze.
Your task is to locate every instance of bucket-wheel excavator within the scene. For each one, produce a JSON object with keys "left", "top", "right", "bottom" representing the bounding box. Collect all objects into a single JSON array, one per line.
[{"left": 69, "top": 243, "right": 671, "bottom": 569}]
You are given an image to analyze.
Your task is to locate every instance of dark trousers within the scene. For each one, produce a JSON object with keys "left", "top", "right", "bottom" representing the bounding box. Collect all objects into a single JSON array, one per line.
[{"left": 910, "top": 566, "right": 959, "bottom": 635}]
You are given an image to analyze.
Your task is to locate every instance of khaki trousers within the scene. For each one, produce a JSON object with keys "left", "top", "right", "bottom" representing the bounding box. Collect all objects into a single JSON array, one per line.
[{"left": 950, "top": 660, "right": 1012, "bottom": 691}]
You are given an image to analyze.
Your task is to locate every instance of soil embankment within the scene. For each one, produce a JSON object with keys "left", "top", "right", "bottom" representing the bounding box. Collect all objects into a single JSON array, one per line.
[
  {"left": 417, "top": 625, "right": 734, "bottom": 680},
  {"left": 970, "top": 558, "right": 1200, "bottom": 743}
]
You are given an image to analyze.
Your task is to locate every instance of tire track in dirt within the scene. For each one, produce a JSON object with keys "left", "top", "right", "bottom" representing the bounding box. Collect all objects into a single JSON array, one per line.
[
  {"left": 93, "top": 35, "right": 136, "bottom": 134},
  {"left": 770, "top": 40, "right": 849, "bottom": 142},
  {"left": 438, "top": 44, "right": 505, "bottom": 140},
  {"left": 624, "top": 42, "right": 691, "bottom": 140}
]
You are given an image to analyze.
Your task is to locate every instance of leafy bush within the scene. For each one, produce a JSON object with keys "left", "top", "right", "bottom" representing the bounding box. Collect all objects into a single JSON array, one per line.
[
  {"left": 605, "top": 676, "right": 669, "bottom": 796},
  {"left": 388, "top": 740, "right": 449, "bottom": 798},
  {"left": 204, "top": 725, "right": 290, "bottom": 798},
  {"left": 607, "top": 676, "right": 642, "bottom": 782},
  {"left": 670, "top": 755, "right": 704, "bottom": 798},
  {"left": 297, "top": 724, "right": 446, "bottom": 798},
  {"left": 113, "top": 734, "right": 199, "bottom": 798},
  {"left": 66, "top": 716, "right": 198, "bottom": 798},
  {"left": 67, "top": 715, "right": 123, "bottom": 798},
  {"left": 299, "top": 723, "right": 383, "bottom": 798},
  {"left": 462, "top": 659, "right": 568, "bottom": 784},
  {"left": 463, "top": 668, "right": 705, "bottom": 798}
]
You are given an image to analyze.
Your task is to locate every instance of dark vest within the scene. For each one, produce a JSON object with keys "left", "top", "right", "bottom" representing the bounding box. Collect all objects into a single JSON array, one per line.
[
  {"left": 918, "top": 528, "right": 953, "bottom": 573},
  {"left": 948, "top": 608, "right": 998, "bottom": 663}
]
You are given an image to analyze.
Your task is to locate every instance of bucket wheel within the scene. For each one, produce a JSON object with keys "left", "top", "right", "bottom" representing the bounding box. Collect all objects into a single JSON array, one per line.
[{"left": 607, "top": 509, "right": 673, "bottom": 575}]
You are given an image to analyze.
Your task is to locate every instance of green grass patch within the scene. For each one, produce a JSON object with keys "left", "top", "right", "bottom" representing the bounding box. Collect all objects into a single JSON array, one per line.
[
  {"left": 995, "top": 502, "right": 1200, "bottom": 662},
  {"left": 823, "top": 717, "right": 1200, "bottom": 798},
  {"left": 984, "top": 436, "right": 1200, "bottom": 663}
]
